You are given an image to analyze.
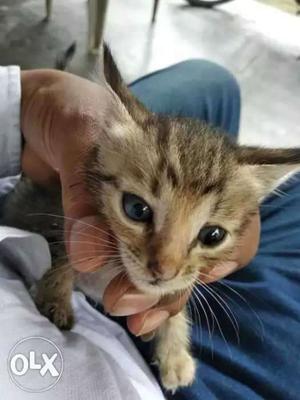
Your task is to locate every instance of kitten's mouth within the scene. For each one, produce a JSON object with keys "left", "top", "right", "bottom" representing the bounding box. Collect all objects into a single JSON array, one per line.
[
  {"left": 149, "top": 278, "right": 164, "bottom": 286},
  {"left": 119, "top": 244, "right": 189, "bottom": 293}
]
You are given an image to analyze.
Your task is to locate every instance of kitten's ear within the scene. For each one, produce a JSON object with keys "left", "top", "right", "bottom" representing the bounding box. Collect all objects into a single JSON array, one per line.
[
  {"left": 103, "top": 44, "right": 148, "bottom": 123},
  {"left": 237, "top": 146, "right": 300, "bottom": 199}
]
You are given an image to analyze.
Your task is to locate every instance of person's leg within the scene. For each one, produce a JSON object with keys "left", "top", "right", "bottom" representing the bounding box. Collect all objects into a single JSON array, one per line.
[
  {"left": 129, "top": 60, "right": 241, "bottom": 139},
  {"left": 128, "top": 61, "right": 300, "bottom": 400}
]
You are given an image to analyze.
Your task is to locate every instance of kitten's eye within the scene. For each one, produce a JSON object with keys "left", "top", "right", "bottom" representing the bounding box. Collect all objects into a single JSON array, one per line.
[
  {"left": 122, "top": 193, "right": 153, "bottom": 223},
  {"left": 198, "top": 225, "right": 227, "bottom": 247}
]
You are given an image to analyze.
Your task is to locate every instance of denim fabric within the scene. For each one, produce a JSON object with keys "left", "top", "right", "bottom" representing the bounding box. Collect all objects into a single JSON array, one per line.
[{"left": 128, "top": 60, "right": 300, "bottom": 400}]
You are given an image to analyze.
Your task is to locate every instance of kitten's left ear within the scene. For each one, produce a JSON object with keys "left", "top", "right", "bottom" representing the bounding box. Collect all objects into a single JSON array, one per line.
[
  {"left": 237, "top": 146, "right": 300, "bottom": 199},
  {"left": 103, "top": 44, "right": 149, "bottom": 124}
]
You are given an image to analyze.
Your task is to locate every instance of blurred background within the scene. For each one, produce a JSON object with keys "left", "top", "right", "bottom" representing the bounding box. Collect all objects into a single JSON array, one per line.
[{"left": 0, "top": 0, "right": 299, "bottom": 147}]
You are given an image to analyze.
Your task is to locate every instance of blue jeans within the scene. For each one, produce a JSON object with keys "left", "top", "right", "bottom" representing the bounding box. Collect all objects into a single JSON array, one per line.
[{"left": 129, "top": 61, "right": 300, "bottom": 400}]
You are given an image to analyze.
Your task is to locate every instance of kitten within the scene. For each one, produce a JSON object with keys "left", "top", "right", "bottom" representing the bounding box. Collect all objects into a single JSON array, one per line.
[{"left": 3, "top": 47, "right": 300, "bottom": 391}]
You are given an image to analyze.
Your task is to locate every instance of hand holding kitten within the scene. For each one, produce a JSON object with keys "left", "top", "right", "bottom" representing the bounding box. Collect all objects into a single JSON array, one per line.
[{"left": 20, "top": 69, "right": 260, "bottom": 336}]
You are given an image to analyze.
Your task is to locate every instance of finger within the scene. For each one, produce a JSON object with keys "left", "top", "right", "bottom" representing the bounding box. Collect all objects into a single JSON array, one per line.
[
  {"left": 22, "top": 145, "right": 59, "bottom": 185},
  {"left": 69, "top": 215, "right": 114, "bottom": 272},
  {"left": 140, "top": 331, "right": 156, "bottom": 342},
  {"left": 103, "top": 275, "right": 159, "bottom": 316},
  {"left": 126, "top": 290, "right": 190, "bottom": 336},
  {"left": 127, "top": 310, "right": 170, "bottom": 337},
  {"left": 200, "top": 261, "right": 238, "bottom": 283},
  {"left": 60, "top": 169, "right": 113, "bottom": 271},
  {"left": 200, "top": 213, "right": 260, "bottom": 283},
  {"left": 155, "top": 291, "right": 191, "bottom": 316},
  {"left": 236, "top": 212, "right": 260, "bottom": 267}
]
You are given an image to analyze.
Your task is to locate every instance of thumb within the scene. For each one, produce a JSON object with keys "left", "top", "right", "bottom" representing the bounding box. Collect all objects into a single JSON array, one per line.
[{"left": 60, "top": 167, "right": 114, "bottom": 273}]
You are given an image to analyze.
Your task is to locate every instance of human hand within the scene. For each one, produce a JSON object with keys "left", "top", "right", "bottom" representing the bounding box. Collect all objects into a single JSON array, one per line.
[{"left": 21, "top": 69, "right": 116, "bottom": 269}]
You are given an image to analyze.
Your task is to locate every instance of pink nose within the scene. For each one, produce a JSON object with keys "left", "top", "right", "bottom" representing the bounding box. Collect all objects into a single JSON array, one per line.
[{"left": 147, "top": 259, "right": 177, "bottom": 280}]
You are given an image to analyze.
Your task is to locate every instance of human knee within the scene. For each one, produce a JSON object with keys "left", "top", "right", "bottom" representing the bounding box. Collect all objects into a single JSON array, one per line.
[{"left": 173, "top": 59, "right": 240, "bottom": 101}]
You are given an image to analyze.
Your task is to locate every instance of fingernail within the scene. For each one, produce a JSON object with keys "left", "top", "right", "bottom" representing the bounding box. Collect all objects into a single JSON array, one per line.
[
  {"left": 141, "top": 331, "right": 156, "bottom": 342},
  {"left": 110, "top": 290, "right": 159, "bottom": 316},
  {"left": 137, "top": 310, "right": 170, "bottom": 336},
  {"left": 70, "top": 216, "right": 109, "bottom": 272}
]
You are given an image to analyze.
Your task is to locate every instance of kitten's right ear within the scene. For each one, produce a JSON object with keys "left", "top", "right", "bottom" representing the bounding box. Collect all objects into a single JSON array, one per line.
[
  {"left": 103, "top": 44, "right": 148, "bottom": 123},
  {"left": 237, "top": 146, "right": 300, "bottom": 200}
]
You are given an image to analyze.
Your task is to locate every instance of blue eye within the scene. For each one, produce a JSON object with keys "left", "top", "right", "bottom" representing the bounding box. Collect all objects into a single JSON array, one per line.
[
  {"left": 122, "top": 193, "right": 153, "bottom": 223},
  {"left": 198, "top": 225, "right": 226, "bottom": 247}
]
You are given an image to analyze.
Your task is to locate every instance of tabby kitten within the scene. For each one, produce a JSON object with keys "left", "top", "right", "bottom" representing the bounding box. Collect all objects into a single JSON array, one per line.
[{"left": 3, "top": 47, "right": 300, "bottom": 391}]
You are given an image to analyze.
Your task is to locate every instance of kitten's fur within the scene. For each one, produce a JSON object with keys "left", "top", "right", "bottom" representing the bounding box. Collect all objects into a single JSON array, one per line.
[{"left": 3, "top": 47, "right": 300, "bottom": 391}]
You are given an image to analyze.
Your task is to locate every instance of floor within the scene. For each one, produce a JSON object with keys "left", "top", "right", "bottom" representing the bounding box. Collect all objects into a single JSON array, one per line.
[
  {"left": 0, "top": 0, "right": 299, "bottom": 147},
  {"left": 259, "top": 0, "right": 298, "bottom": 15}
]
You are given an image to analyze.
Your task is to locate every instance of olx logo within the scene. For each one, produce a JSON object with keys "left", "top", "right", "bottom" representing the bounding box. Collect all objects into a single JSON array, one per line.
[{"left": 8, "top": 337, "right": 63, "bottom": 392}]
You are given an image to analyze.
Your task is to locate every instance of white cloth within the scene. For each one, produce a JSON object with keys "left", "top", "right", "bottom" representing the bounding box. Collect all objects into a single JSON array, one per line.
[{"left": 0, "top": 67, "right": 165, "bottom": 400}]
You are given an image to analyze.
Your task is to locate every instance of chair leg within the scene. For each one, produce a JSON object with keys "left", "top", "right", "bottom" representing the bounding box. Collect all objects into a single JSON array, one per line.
[
  {"left": 45, "top": 0, "right": 53, "bottom": 21},
  {"left": 88, "top": 0, "right": 109, "bottom": 54},
  {"left": 152, "top": 0, "right": 160, "bottom": 23}
]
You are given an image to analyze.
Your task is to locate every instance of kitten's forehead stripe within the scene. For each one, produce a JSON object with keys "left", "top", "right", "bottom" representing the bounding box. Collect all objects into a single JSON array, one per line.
[
  {"left": 166, "top": 164, "right": 179, "bottom": 188},
  {"left": 97, "top": 173, "right": 118, "bottom": 185},
  {"left": 199, "top": 180, "right": 224, "bottom": 195},
  {"left": 156, "top": 117, "right": 171, "bottom": 150},
  {"left": 157, "top": 156, "right": 167, "bottom": 174},
  {"left": 151, "top": 176, "right": 160, "bottom": 197}
]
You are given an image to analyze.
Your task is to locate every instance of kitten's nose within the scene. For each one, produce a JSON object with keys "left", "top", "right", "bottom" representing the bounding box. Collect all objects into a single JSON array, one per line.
[{"left": 147, "top": 258, "right": 177, "bottom": 281}]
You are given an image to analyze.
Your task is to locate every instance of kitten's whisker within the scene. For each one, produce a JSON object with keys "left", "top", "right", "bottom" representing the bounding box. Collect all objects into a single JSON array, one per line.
[
  {"left": 189, "top": 294, "right": 203, "bottom": 356},
  {"left": 50, "top": 253, "right": 122, "bottom": 267},
  {"left": 53, "top": 251, "right": 121, "bottom": 262},
  {"left": 214, "top": 280, "right": 265, "bottom": 339},
  {"left": 72, "top": 257, "right": 122, "bottom": 272},
  {"left": 192, "top": 287, "right": 214, "bottom": 358},
  {"left": 196, "top": 277, "right": 240, "bottom": 332},
  {"left": 203, "top": 282, "right": 241, "bottom": 336},
  {"left": 73, "top": 259, "right": 104, "bottom": 273},
  {"left": 109, "top": 270, "right": 128, "bottom": 293},
  {"left": 215, "top": 281, "right": 265, "bottom": 341},
  {"left": 48, "top": 239, "right": 120, "bottom": 251},
  {"left": 120, "top": 244, "right": 143, "bottom": 268},
  {"left": 78, "top": 263, "right": 124, "bottom": 277},
  {"left": 88, "top": 263, "right": 125, "bottom": 277},
  {"left": 198, "top": 272, "right": 264, "bottom": 340},
  {"left": 52, "top": 247, "right": 121, "bottom": 256},
  {"left": 48, "top": 228, "right": 119, "bottom": 248},
  {"left": 27, "top": 212, "right": 117, "bottom": 241},
  {"left": 195, "top": 279, "right": 240, "bottom": 345},
  {"left": 194, "top": 285, "right": 232, "bottom": 359},
  {"left": 28, "top": 212, "right": 134, "bottom": 250},
  {"left": 44, "top": 258, "right": 124, "bottom": 280}
]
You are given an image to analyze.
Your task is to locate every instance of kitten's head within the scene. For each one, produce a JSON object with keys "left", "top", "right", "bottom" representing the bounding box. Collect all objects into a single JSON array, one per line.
[{"left": 86, "top": 47, "right": 300, "bottom": 296}]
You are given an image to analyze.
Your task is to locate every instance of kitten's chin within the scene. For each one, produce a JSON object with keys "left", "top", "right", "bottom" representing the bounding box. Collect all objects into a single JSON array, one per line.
[{"left": 126, "top": 271, "right": 192, "bottom": 297}]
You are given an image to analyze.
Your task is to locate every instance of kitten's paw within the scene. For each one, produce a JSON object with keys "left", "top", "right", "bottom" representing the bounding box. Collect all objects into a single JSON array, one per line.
[
  {"left": 37, "top": 301, "right": 74, "bottom": 330},
  {"left": 159, "top": 350, "right": 196, "bottom": 392}
]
